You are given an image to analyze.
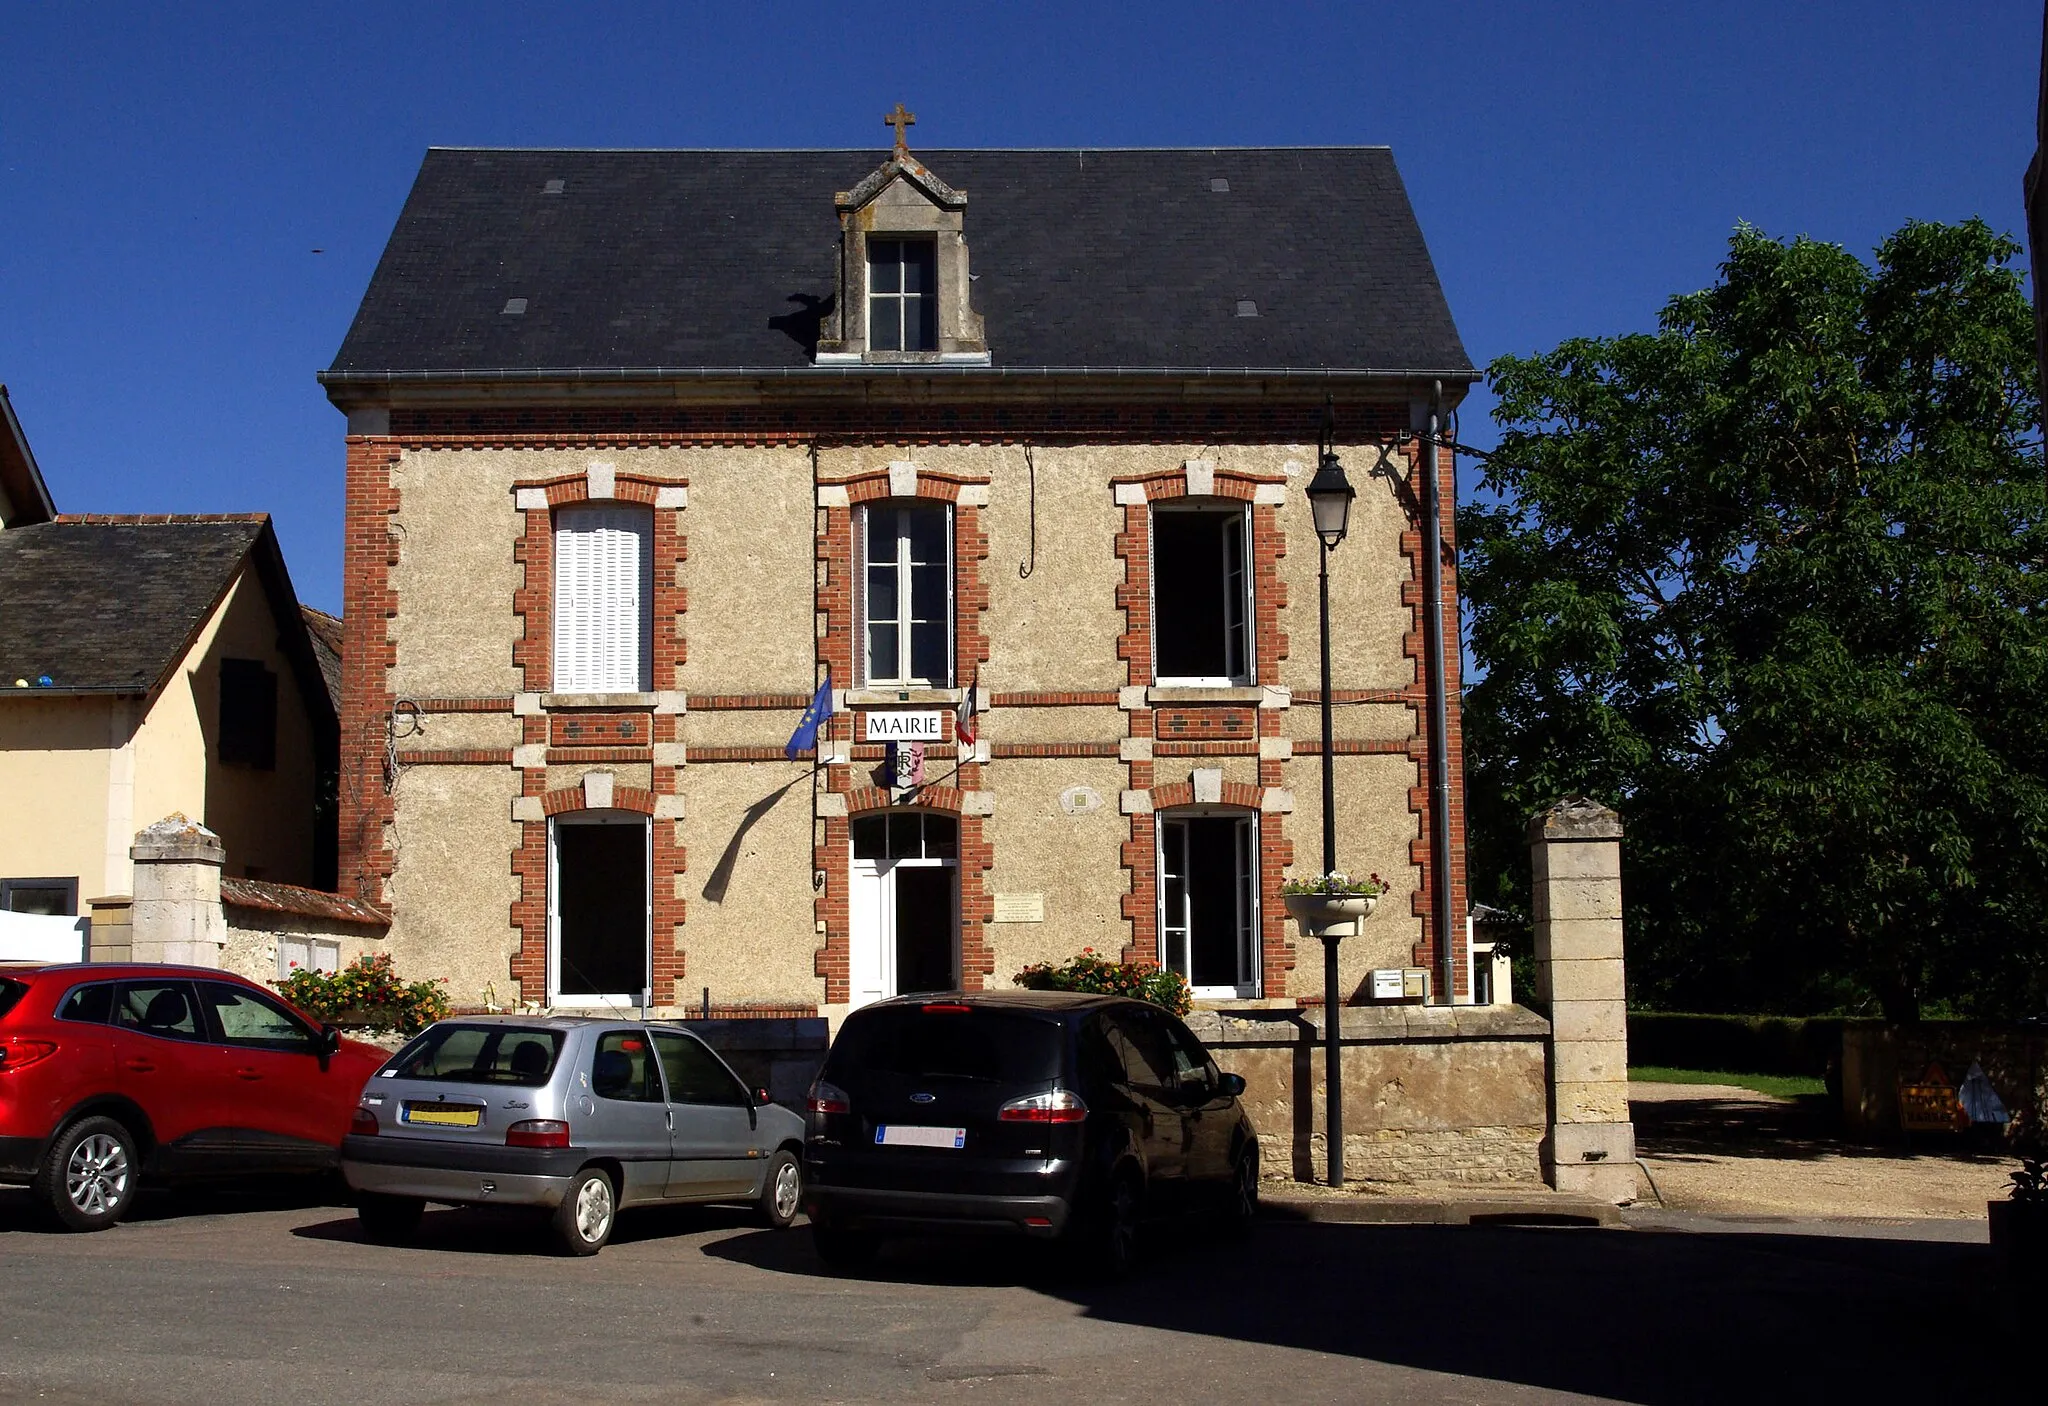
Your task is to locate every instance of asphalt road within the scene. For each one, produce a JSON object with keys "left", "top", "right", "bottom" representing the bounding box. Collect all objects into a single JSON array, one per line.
[{"left": 0, "top": 1181, "right": 2021, "bottom": 1405}]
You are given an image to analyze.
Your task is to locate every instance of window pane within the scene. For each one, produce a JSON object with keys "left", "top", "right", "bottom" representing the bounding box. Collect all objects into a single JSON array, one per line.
[
  {"left": 887, "top": 811, "right": 921, "bottom": 860},
  {"left": 865, "top": 560, "right": 899, "bottom": 624},
  {"left": 911, "top": 291, "right": 937, "bottom": 351},
  {"left": 58, "top": 984, "right": 114, "bottom": 1024},
  {"left": 904, "top": 504, "right": 946, "bottom": 563},
  {"left": 869, "top": 296, "right": 901, "bottom": 351},
  {"left": 867, "top": 623, "right": 900, "bottom": 681},
  {"left": 909, "top": 614, "right": 946, "bottom": 684},
  {"left": 901, "top": 241, "right": 933, "bottom": 294},
  {"left": 1153, "top": 509, "right": 1237, "bottom": 680},
  {"left": 388, "top": 1024, "right": 564, "bottom": 1086},
  {"left": 3, "top": 882, "right": 73, "bottom": 916},
  {"left": 869, "top": 240, "right": 902, "bottom": 293},
  {"left": 203, "top": 983, "right": 313, "bottom": 1050},
  {"left": 114, "top": 982, "right": 202, "bottom": 1041},
  {"left": 652, "top": 1031, "right": 748, "bottom": 1105},
  {"left": 592, "top": 1030, "right": 662, "bottom": 1102},
  {"left": 922, "top": 814, "right": 958, "bottom": 860},
  {"left": 909, "top": 561, "right": 946, "bottom": 624},
  {"left": 852, "top": 814, "right": 888, "bottom": 859}
]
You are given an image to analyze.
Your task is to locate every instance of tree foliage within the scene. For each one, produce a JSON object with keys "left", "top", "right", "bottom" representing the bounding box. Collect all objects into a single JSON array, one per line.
[{"left": 1461, "top": 219, "right": 2048, "bottom": 1020}]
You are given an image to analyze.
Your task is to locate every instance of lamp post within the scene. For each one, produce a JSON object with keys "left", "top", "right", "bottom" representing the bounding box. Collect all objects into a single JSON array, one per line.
[{"left": 1305, "top": 398, "right": 1356, "bottom": 1186}]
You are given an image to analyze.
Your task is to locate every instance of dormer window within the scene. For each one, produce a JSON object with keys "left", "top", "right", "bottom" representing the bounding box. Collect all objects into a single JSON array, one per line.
[{"left": 867, "top": 239, "right": 937, "bottom": 352}]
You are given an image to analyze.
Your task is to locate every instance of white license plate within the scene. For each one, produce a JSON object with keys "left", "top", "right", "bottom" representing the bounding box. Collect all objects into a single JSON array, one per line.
[{"left": 876, "top": 1125, "right": 966, "bottom": 1149}]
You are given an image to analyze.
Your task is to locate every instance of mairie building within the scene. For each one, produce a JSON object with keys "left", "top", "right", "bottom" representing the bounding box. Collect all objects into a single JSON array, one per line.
[{"left": 322, "top": 128, "right": 1481, "bottom": 1035}]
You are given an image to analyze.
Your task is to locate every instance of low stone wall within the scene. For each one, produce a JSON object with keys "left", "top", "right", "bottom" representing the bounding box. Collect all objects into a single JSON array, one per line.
[
  {"left": 1842, "top": 1021, "right": 2047, "bottom": 1138},
  {"left": 683, "top": 1016, "right": 831, "bottom": 1111},
  {"left": 1186, "top": 1004, "right": 1551, "bottom": 1187}
]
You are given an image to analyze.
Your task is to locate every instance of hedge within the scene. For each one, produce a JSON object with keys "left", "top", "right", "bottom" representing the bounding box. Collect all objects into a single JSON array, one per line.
[{"left": 1626, "top": 1013, "right": 1848, "bottom": 1077}]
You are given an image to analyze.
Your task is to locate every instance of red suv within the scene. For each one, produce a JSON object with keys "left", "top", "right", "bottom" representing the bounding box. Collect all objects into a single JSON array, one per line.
[{"left": 0, "top": 963, "right": 388, "bottom": 1230}]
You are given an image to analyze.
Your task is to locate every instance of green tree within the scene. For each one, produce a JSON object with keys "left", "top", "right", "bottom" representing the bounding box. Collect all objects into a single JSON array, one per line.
[{"left": 1462, "top": 219, "right": 2048, "bottom": 1021}]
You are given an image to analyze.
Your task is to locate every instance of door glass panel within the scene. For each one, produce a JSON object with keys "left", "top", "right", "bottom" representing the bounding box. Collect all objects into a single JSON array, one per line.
[
  {"left": 852, "top": 814, "right": 889, "bottom": 859},
  {"left": 592, "top": 1030, "right": 662, "bottom": 1102},
  {"left": 1160, "top": 815, "right": 1257, "bottom": 992},
  {"left": 202, "top": 983, "right": 315, "bottom": 1050},
  {"left": 651, "top": 1031, "right": 749, "bottom": 1106},
  {"left": 113, "top": 981, "right": 203, "bottom": 1041}
]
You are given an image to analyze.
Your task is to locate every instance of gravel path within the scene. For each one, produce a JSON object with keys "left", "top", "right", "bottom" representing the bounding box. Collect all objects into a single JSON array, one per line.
[{"left": 1631, "top": 1080, "right": 2018, "bottom": 1219}]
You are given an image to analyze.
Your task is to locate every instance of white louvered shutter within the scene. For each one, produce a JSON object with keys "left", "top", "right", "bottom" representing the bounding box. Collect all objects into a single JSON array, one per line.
[{"left": 553, "top": 505, "right": 652, "bottom": 692}]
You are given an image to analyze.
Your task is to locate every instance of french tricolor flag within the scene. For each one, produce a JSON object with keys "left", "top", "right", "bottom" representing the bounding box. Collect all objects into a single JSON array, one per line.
[{"left": 956, "top": 679, "right": 979, "bottom": 747}]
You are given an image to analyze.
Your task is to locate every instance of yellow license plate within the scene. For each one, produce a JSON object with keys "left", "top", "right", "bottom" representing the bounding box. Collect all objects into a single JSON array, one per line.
[{"left": 403, "top": 1104, "right": 481, "bottom": 1128}]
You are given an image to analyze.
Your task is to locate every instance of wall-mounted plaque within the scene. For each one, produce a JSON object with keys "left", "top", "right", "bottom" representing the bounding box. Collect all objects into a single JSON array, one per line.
[
  {"left": 992, "top": 893, "right": 1045, "bottom": 923},
  {"left": 864, "top": 711, "right": 943, "bottom": 741}
]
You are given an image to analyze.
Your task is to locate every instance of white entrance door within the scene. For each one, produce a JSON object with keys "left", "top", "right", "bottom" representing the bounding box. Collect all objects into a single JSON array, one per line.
[{"left": 847, "top": 811, "right": 959, "bottom": 1011}]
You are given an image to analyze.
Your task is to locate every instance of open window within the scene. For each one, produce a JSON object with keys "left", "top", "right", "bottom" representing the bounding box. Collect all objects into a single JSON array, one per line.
[
  {"left": 858, "top": 500, "right": 952, "bottom": 687},
  {"left": 553, "top": 503, "right": 653, "bottom": 694},
  {"left": 548, "top": 811, "right": 651, "bottom": 1006},
  {"left": 1158, "top": 811, "right": 1260, "bottom": 999},
  {"left": 1152, "top": 504, "right": 1251, "bottom": 686}
]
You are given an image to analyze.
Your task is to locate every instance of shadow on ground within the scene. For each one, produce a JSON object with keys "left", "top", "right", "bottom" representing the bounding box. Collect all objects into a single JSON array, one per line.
[
  {"left": 288, "top": 1199, "right": 767, "bottom": 1256},
  {"left": 0, "top": 1174, "right": 348, "bottom": 1235},
  {"left": 705, "top": 1216, "right": 2020, "bottom": 1403},
  {"left": 1634, "top": 1089, "right": 2014, "bottom": 1167}
]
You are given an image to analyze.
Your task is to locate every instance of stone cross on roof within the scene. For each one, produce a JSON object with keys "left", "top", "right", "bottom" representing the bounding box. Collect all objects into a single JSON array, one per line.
[{"left": 884, "top": 103, "right": 915, "bottom": 153}]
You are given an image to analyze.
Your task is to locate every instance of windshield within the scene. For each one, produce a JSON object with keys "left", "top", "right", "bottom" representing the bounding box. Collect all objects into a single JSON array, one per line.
[
  {"left": 385, "top": 1024, "right": 565, "bottom": 1087},
  {"left": 0, "top": 978, "right": 26, "bottom": 1023},
  {"left": 826, "top": 1007, "right": 1064, "bottom": 1085}
]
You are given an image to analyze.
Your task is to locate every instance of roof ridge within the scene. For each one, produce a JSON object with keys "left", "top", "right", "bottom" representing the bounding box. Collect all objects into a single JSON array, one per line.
[{"left": 52, "top": 513, "right": 270, "bottom": 525}]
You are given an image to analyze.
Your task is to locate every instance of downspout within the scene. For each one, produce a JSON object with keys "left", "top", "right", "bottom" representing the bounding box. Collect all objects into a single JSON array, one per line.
[{"left": 1421, "top": 380, "right": 1457, "bottom": 1003}]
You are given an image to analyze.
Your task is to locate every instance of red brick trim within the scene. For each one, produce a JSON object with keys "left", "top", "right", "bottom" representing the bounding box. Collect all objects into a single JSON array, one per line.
[
  {"left": 1398, "top": 436, "right": 1469, "bottom": 996},
  {"left": 692, "top": 693, "right": 815, "bottom": 710},
  {"left": 407, "top": 696, "right": 516, "bottom": 714},
  {"left": 387, "top": 403, "right": 1411, "bottom": 444},
  {"left": 987, "top": 742, "right": 1122, "bottom": 759},
  {"left": 1291, "top": 740, "right": 1418, "bottom": 756},
  {"left": 987, "top": 690, "right": 1122, "bottom": 707},
  {"left": 1153, "top": 741, "right": 1260, "bottom": 757},
  {"left": 512, "top": 500, "right": 552, "bottom": 694},
  {"left": 690, "top": 746, "right": 806, "bottom": 763},
  {"left": 541, "top": 784, "right": 656, "bottom": 816},
  {"left": 392, "top": 748, "right": 514, "bottom": 766},
  {"left": 549, "top": 713, "right": 651, "bottom": 746},
  {"left": 338, "top": 438, "right": 401, "bottom": 905},
  {"left": 545, "top": 746, "right": 656, "bottom": 765}
]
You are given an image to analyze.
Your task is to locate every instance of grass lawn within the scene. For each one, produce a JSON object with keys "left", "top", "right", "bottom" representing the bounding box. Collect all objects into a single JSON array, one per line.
[{"left": 1629, "top": 1066, "right": 1826, "bottom": 1098}]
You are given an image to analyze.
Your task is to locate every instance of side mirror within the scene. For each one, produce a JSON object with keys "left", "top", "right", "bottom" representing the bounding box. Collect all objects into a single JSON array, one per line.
[
  {"left": 1217, "top": 1072, "right": 1247, "bottom": 1099},
  {"left": 318, "top": 1025, "right": 341, "bottom": 1071},
  {"left": 755, "top": 1087, "right": 773, "bottom": 1107}
]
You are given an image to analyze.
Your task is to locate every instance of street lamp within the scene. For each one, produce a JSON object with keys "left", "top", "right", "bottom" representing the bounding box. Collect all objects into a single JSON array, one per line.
[{"left": 1305, "top": 398, "right": 1355, "bottom": 1186}]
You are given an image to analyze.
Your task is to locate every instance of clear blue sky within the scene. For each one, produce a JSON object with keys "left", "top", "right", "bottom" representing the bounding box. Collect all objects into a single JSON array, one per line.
[{"left": 2, "top": 1, "right": 2038, "bottom": 613}]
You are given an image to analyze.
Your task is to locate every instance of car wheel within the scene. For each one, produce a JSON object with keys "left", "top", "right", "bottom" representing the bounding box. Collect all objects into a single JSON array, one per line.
[
  {"left": 357, "top": 1193, "right": 425, "bottom": 1244},
  {"left": 755, "top": 1149, "right": 802, "bottom": 1230},
  {"left": 35, "top": 1116, "right": 138, "bottom": 1232},
  {"left": 1222, "top": 1149, "right": 1259, "bottom": 1235},
  {"left": 550, "top": 1167, "right": 616, "bottom": 1256},
  {"left": 811, "top": 1219, "right": 880, "bottom": 1270},
  {"left": 1069, "top": 1169, "right": 1142, "bottom": 1280}
]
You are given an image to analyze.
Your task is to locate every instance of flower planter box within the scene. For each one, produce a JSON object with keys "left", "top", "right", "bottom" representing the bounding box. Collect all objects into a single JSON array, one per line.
[
  {"left": 1283, "top": 893, "right": 1378, "bottom": 929},
  {"left": 1989, "top": 1199, "right": 2048, "bottom": 1280}
]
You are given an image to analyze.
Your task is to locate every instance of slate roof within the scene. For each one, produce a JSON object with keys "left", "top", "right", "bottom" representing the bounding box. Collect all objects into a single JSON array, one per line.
[
  {"left": 327, "top": 147, "right": 1473, "bottom": 379},
  {"left": 0, "top": 516, "right": 269, "bottom": 695},
  {"left": 300, "top": 606, "right": 344, "bottom": 712}
]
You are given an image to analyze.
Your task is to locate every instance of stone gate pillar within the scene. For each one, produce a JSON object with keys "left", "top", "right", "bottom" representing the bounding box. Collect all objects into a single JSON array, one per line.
[
  {"left": 1529, "top": 797, "right": 1636, "bottom": 1202},
  {"left": 129, "top": 815, "right": 227, "bottom": 967}
]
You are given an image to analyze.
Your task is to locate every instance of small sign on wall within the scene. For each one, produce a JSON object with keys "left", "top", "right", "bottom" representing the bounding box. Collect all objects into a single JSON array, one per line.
[
  {"left": 1370, "top": 969, "right": 1405, "bottom": 1000},
  {"left": 865, "top": 711, "right": 943, "bottom": 741},
  {"left": 992, "top": 893, "right": 1045, "bottom": 923}
]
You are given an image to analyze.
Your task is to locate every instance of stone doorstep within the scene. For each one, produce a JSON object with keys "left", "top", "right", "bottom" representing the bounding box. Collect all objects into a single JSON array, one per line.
[{"left": 1259, "top": 1187, "right": 1624, "bottom": 1228}]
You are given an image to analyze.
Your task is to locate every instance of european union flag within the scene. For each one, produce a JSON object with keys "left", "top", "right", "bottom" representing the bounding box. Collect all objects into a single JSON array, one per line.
[{"left": 784, "top": 676, "right": 834, "bottom": 759}]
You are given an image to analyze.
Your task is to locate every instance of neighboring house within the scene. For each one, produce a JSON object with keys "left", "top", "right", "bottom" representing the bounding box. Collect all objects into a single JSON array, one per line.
[
  {"left": 322, "top": 133, "right": 1478, "bottom": 1021},
  {"left": 0, "top": 393, "right": 340, "bottom": 921}
]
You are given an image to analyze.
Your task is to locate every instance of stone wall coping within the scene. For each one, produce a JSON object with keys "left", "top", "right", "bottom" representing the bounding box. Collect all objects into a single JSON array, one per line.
[
  {"left": 221, "top": 877, "right": 392, "bottom": 932},
  {"left": 1527, "top": 796, "right": 1623, "bottom": 843},
  {"left": 1184, "top": 1003, "right": 1550, "bottom": 1047}
]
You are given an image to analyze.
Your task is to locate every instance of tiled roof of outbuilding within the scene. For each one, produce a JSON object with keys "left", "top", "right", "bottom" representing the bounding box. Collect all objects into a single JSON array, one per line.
[{"left": 326, "top": 147, "right": 1473, "bottom": 378}]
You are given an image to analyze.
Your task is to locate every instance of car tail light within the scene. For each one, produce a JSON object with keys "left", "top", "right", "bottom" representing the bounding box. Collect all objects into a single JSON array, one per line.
[
  {"left": 921, "top": 1003, "right": 972, "bottom": 1014},
  {"left": 807, "top": 1079, "right": 850, "bottom": 1116},
  {"left": 349, "top": 1106, "right": 379, "bottom": 1136},
  {"left": 0, "top": 1038, "right": 58, "bottom": 1073},
  {"left": 505, "top": 1119, "right": 570, "bottom": 1149},
  {"left": 999, "top": 1089, "right": 1088, "bottom": 1124}
]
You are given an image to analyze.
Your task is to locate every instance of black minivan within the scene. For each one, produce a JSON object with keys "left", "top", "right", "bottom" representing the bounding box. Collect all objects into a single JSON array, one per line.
[{"left": 802, "top": 991, "right": 1259, "bottom": 1274}]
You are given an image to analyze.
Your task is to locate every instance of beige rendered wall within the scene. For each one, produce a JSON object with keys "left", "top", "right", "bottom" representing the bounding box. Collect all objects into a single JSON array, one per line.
[
  {"left": 389, "top": 448, "right": 527, "bottom": 698},
  {"left": 981, "top": 758, "right": 1130, "bottom": 980},
  {"left": 0, "top": 695, "right": 120, "bottom": 902},
  {"left": 972, "top": 444, "right": 1126, "bottom": 693},
  {"left": 678, "top": 757, "right": 820, "bottom": 1005},
  {"left": 384, "top": 763, "right": 522, "bottom": 1009},
  {"left": 677, "top": 446, "right": 815, "bottom": 695}
]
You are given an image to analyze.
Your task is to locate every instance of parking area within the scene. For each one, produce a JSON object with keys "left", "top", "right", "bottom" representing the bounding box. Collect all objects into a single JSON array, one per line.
[{"left": 0, "top": 1179, "right": 2020, "bottom": 1405}]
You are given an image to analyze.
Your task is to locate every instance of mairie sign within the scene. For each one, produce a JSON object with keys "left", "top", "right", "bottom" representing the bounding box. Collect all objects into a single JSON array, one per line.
[{"left": 864, "top": 711, "right": 943, "bottom": 741}]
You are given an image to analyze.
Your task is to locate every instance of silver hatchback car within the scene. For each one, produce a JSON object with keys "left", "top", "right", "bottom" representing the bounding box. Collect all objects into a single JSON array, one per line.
[{"left": 341, "top": 1016, "right": 807, "bottom": 1255}]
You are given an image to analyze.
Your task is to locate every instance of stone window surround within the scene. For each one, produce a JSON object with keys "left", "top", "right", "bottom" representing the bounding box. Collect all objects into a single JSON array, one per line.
[{"left": 815, "top": 156, "right": 989, "bottom": 366}]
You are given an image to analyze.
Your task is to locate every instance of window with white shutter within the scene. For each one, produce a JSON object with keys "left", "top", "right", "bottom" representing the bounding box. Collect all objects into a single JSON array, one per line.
[{"left": 553, "top": 504, "right": 653, "bottom": 693}]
